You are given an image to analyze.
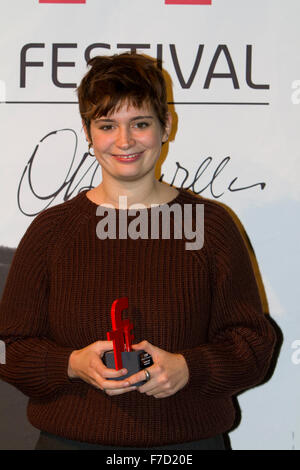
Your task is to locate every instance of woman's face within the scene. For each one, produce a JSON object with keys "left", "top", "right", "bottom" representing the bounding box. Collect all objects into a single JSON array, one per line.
[{"left": 85, "top": 102, "right": 171, "bottom": 183}]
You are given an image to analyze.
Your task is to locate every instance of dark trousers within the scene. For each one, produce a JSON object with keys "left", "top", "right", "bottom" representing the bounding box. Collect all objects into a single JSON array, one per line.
[{"left": 35, "top": 431, "right": 226, "bottom": 450}]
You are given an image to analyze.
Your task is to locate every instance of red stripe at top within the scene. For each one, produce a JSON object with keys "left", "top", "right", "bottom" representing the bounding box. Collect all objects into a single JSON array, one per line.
[
  {"left": 39, "top": 1, "right": 86, "bottom": 4},
  {"left": 165, "top": 0, "right": 211, "bottom": 4}
]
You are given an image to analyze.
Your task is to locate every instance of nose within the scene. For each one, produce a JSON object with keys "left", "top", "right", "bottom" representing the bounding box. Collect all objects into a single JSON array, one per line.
[{"left": 116, "top": 126, "right": 135, "bottom": 150}]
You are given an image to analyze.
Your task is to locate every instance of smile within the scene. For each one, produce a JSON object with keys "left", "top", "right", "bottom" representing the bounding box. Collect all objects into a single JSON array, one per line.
[{"left": 112, "top": 152, "right": 143, "bottom": 162}]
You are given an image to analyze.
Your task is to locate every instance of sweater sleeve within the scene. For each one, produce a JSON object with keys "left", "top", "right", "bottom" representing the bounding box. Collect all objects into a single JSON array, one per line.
[
  {"left": 179, "top": 203, "right": 276, "bottom": 399},
  {"left": 0, "top": 210, "right": 74, "bottom": 399}
]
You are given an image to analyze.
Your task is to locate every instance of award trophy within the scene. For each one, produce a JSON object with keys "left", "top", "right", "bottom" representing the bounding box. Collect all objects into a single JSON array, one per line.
[{"left": 103, "top": 297, "right": 153, "bottom": 386}]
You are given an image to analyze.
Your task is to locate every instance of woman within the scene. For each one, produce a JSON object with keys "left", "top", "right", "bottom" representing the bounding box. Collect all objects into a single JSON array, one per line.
[{"left": 0, "top": 53, "right": 276, "bottom": 450}]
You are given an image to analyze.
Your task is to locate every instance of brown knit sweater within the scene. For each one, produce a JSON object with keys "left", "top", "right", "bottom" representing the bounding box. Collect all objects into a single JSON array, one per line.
[{"left": 0, "top": 188, "right": 276, "bottom": 446}]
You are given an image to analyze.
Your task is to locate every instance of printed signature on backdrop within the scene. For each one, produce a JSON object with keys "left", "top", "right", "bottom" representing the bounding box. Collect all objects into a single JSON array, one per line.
[{"left": 17, "top": 128, "right": 266, "bottom": 216}]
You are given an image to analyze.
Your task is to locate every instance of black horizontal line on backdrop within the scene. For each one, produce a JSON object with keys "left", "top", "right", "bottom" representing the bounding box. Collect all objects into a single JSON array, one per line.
[
  {"left": 3, "top": 101, "right": 270, "bottom": 105},
  {"left": 169, "top": 102, "right": 270, "bottom": 105}
]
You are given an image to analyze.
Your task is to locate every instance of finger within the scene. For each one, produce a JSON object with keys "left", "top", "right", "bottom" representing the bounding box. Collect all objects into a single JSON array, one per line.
[
  {"left": 99, "top": 365, "right": 128, "bottom": 379},
  {"left": 86, "top": 354, "right": 128, "bottom": 380},
  {"left": 101, "top": 377, "right": 133, "bottom": 390},
  {"left": 131, "top": 340, "right": 154, "bottom": 355},
  {"left": 97, "top": 341, "right": 114, "bottom": 355},
  {"left": 89, "top": 340, "right": 113, "bottom": 353},
  {"left": 153, "top": 392, "right": 169, "bottom": 399},
  {"left": 92, "top": 376, "right": 131, "bottom": 391},
  {"left": 125, "top": 368, "right": 154, "bottom": 387},
  {"left": 90, "top": 378, "right": 103, "bottom": 390},
  {"left": 104, "top": 385, "right": 137, "bottom": 396},
  {"left": 137, "top": 380, "right": 161, "bottom": 394},
  {"left": 84, "top": 371, "right": 106, "bottom": 390},
  {"left": 145, "top": 385, "right": 167, "bottom": 395},
  {"left": 87, "top": 366, "right": 130, "bottom": 390}
]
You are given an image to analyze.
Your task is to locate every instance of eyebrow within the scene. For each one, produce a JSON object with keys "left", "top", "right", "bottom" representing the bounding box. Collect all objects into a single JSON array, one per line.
[{"left": 94, "top": 115, "right": 154, "bottom": 123}]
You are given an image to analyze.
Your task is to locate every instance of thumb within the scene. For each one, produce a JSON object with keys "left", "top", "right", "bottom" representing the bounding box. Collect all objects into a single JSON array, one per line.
[
  {"left": 132, "top": 340, "right": 155, "bottom": 355},
  {"left": 93, "top": 340, "right": 114, "bottom": 356}
]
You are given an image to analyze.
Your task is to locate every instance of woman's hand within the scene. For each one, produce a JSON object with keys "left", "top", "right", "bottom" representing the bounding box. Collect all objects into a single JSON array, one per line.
[
  {"left": 126, "top": 341, "right": 190, "bottom": 398},
  {"left": 67, "top": 340, "right": 137, "bottom": 395}
]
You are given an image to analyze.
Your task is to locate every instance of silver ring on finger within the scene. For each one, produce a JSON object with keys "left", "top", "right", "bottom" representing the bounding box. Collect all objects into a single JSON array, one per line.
[{"left": 144, "top": 369, "right": 151, "bottom": 382}]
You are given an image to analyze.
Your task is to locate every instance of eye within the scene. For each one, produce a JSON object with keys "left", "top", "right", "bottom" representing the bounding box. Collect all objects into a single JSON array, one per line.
[
  {"left": 134, "top": 121, "right": 150, "bottom": 129},
  {"left": 99, "top": 124, "right": 114, "bottom": 131}
]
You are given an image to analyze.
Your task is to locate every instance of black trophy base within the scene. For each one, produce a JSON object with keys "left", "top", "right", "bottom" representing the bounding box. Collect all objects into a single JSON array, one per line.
[{"left": 103, "top": 350, "right": 153, "bottom": 386}]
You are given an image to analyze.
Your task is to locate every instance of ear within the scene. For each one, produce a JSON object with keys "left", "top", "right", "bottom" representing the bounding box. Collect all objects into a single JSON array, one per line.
[{"left": 162, "top": 112, "right": 172, "bottom": 143}]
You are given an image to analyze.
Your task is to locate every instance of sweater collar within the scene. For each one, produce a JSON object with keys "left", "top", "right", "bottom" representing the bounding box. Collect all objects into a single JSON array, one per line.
[{"left": 74, "top": 187, "right": 189, "bottom": 215}]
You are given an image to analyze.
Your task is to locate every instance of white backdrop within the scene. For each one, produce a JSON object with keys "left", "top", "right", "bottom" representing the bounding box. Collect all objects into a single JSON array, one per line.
[{"left": 0, "top": 0, "right": 299, "bottom": 450}]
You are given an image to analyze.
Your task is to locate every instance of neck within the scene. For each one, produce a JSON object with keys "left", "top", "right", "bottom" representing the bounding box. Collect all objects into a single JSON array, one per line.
[{"left": 92, "top": 175, "right": 164, "bottom": 209}]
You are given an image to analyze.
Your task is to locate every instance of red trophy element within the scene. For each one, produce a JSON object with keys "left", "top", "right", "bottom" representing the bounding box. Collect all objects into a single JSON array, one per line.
[
  {"left": 106, "top": 297, "right": 134, "bottom": 370},
  {"left": 104, "top": 297, "right": 153, "bottom": 385}
]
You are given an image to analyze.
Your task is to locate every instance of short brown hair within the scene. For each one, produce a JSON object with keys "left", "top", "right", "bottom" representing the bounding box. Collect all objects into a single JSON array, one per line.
[{"left": 77, "top": 53, "right": 169, "bottom": 139}]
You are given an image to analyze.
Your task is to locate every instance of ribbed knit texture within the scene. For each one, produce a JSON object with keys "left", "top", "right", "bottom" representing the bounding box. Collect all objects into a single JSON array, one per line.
[{"left": 0, "top": 188, "right": 276, "bottom": 446}]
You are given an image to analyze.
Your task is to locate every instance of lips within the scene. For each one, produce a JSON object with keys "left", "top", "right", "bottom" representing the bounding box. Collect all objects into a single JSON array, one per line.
[{"left": 112, "top": 152, "right": 143, "bottom": 162}]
